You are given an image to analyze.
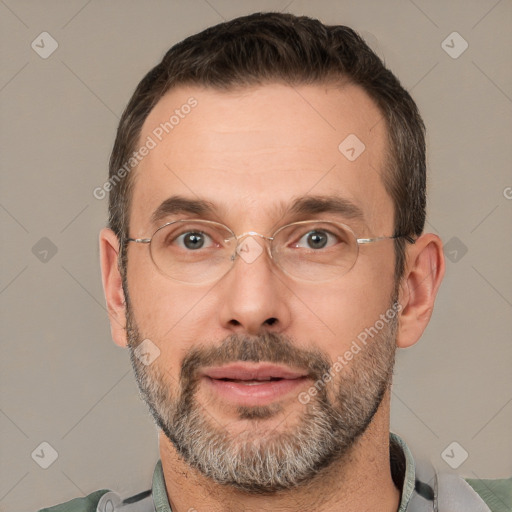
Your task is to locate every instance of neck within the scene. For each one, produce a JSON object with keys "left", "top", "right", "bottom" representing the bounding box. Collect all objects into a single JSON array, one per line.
[{"left": 159, "top": 391, "right": 400, "bottom": 512}]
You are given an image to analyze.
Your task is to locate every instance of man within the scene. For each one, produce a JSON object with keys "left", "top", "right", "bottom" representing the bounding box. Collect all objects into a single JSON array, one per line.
[{"left": 39, "top": 11, "right": 510, "bottom": 512}]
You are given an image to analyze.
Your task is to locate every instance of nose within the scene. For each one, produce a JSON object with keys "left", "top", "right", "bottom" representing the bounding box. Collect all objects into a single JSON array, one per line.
[{"left": 216, "top": 235, "right": 292, "bottom": 336}]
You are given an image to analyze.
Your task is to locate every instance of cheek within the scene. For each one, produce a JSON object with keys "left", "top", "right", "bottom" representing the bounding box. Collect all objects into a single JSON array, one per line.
[
  {"left": 126, "top": 277, "right": 206, "bottom": 386},
  {"left": 293, "top": 252, "right": 396, "bottom": 358},
  {"left": 126, "top": 254, "right": 219, "bottom": 359}
]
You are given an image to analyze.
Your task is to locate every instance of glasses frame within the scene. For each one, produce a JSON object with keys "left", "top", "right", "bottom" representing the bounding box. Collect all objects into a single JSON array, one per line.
[{"left": 125, "top": 219, "right": 415, "bottom": 282}]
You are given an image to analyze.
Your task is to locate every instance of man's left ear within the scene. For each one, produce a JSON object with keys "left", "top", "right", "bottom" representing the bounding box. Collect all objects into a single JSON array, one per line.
[{"left": 396, "top": 233, "right": 445, "bottom": 348}]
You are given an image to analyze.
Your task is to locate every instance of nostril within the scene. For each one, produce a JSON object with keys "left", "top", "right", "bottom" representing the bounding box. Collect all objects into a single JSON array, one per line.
[{"left": 265, "top": 317, "right": 278, "bottom": 326}]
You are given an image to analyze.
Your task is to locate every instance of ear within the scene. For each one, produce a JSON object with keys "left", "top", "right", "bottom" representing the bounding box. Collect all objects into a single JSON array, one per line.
[
  {"left": 99, "top": 228, "right": 128, "bottom": 348},
  {"left": 396, "top": 233, "right": 445, "bottom": 349}
]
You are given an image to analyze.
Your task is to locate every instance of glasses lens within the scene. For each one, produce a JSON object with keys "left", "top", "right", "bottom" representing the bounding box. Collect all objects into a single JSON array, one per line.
[
  {"left": 150, "top": 220, "right": 235, "bottom": 283},
  {"left": 272, "top": 221, "right": 358, "bottom": 281}
]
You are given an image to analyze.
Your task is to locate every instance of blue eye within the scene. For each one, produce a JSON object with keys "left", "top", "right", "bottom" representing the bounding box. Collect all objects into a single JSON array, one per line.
[
  {"left": 175, "top": 231, "right": 214, "bottom": 250},
  {"left": 295, "top": 230, "right": 338, "bottom": 250}
]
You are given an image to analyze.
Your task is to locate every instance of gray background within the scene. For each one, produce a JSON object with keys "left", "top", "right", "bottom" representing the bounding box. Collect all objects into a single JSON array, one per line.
[{"left": 1, "top": 1, "right": 511, "bottom": 510}]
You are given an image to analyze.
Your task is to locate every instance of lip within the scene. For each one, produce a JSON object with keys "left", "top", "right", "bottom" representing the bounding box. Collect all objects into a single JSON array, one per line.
[
  {"left": 202, "top": 363, "right": 309, "bottom": 381},
  {"left": 201, "top": 363, "right": 310, "bottom": 407}
]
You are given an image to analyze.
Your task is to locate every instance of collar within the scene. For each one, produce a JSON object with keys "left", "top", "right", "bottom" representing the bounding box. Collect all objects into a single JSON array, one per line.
[
  {"left": 390, "top": 432, "right": 417, "bottom": 511},
  {"left": 151, "top": 458, "right": 171, "bottom": 512},
  {"left": 151, "top": 432, "right": 416, "bottom": 512}
]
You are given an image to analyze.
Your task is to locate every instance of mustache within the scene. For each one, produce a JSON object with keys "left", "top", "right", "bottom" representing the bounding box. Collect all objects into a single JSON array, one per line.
[{"left": 180, "top": 332, "right": 332, "bottom": 385}]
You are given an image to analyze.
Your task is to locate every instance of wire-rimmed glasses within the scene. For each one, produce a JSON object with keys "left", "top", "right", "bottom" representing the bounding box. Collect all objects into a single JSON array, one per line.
[{"left": 126, "top": 219, "right": 414, "bottom": 284}]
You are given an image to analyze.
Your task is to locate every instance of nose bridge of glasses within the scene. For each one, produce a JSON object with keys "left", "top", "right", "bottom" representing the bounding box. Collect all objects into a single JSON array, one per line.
[
  {"left": 227, "top": 231, "right": 274, "bottom": 264},
  {"left": 236, "top": 231, "right": 273, "bottom": 243}
]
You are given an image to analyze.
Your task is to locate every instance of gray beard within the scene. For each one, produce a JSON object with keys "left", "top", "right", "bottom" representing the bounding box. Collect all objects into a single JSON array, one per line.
[{"left": 126, "top": 305, "right": 396, "bottom": 493}]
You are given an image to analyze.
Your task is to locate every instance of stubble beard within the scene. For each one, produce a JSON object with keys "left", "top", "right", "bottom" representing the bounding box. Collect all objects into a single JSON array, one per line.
[{"left": 125, "top": 297, "right": 397, "bottom": 493}]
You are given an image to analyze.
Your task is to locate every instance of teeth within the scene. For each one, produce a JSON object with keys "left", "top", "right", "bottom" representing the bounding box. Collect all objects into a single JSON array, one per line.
[
  {"left": 235, "top": 378, "right": 274, "bottom": 384},
  {"left": 217, "top": 377, "right": 284, "bottom": 383}
]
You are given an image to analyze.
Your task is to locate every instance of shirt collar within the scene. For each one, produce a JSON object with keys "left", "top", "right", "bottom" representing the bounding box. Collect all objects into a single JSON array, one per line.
[
  {"left": 390, "top": 432, "right": 417, "bottom": 512},
  {"left": 151, "top": 432, "right": 416, "bottom": 512},
  {"left": 151, "top": 458, "right": 172, "bottom": 512}
]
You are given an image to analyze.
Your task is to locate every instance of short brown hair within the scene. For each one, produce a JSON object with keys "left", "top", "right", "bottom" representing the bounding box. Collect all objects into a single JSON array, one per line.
[{"left": 109, "top": 12, "right": 425, "bottom": 281}]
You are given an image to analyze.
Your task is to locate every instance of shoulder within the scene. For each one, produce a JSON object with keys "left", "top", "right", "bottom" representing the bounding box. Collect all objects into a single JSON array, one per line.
[
  {"left": 464, "top": 477, "right": 512, "bottom": 512},
  {"left": 37, "top": 489, "right": 111, "bottom": 512}
]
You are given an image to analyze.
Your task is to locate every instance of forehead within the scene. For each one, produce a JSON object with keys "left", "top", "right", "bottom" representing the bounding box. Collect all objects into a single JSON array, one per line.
[{"left": 129, "top": 82, "right": 393, "bottom": 235}]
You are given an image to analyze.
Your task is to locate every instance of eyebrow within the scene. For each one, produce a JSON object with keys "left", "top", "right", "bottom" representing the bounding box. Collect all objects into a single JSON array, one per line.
[
  {"left": 150, "top": 194, "right": 365, "bottom": 226},
  {"left": 287, "top": 195, "right": 364, "bottom": 221},
  {"left": 151, "top": 195, "right": 218, "bottom": 225}
]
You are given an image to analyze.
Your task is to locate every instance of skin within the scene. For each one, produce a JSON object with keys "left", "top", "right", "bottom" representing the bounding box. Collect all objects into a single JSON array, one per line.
[{"left": 100, "top": 83, "right": 445, "bottom": 511}]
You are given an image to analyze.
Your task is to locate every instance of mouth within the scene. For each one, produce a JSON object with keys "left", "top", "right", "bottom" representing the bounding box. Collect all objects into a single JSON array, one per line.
[{"left": 200, "top": 363, "right": 310, "bottom": 406}]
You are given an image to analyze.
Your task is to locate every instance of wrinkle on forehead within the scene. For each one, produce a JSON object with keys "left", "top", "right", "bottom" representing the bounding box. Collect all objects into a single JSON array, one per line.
[{"left": 130, "top": 83, "right": 393, "bottom": 237}]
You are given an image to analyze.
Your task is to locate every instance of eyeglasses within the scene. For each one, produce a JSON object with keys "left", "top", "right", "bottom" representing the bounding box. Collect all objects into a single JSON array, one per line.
[{"left": 126, "top": 219, "right": 415, "bottom": 284}]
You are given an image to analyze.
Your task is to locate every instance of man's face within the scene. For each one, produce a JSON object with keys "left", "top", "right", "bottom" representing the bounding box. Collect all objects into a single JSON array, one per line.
[{"left": 124, "top": 83, "right": 398, "bottom": 491}]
